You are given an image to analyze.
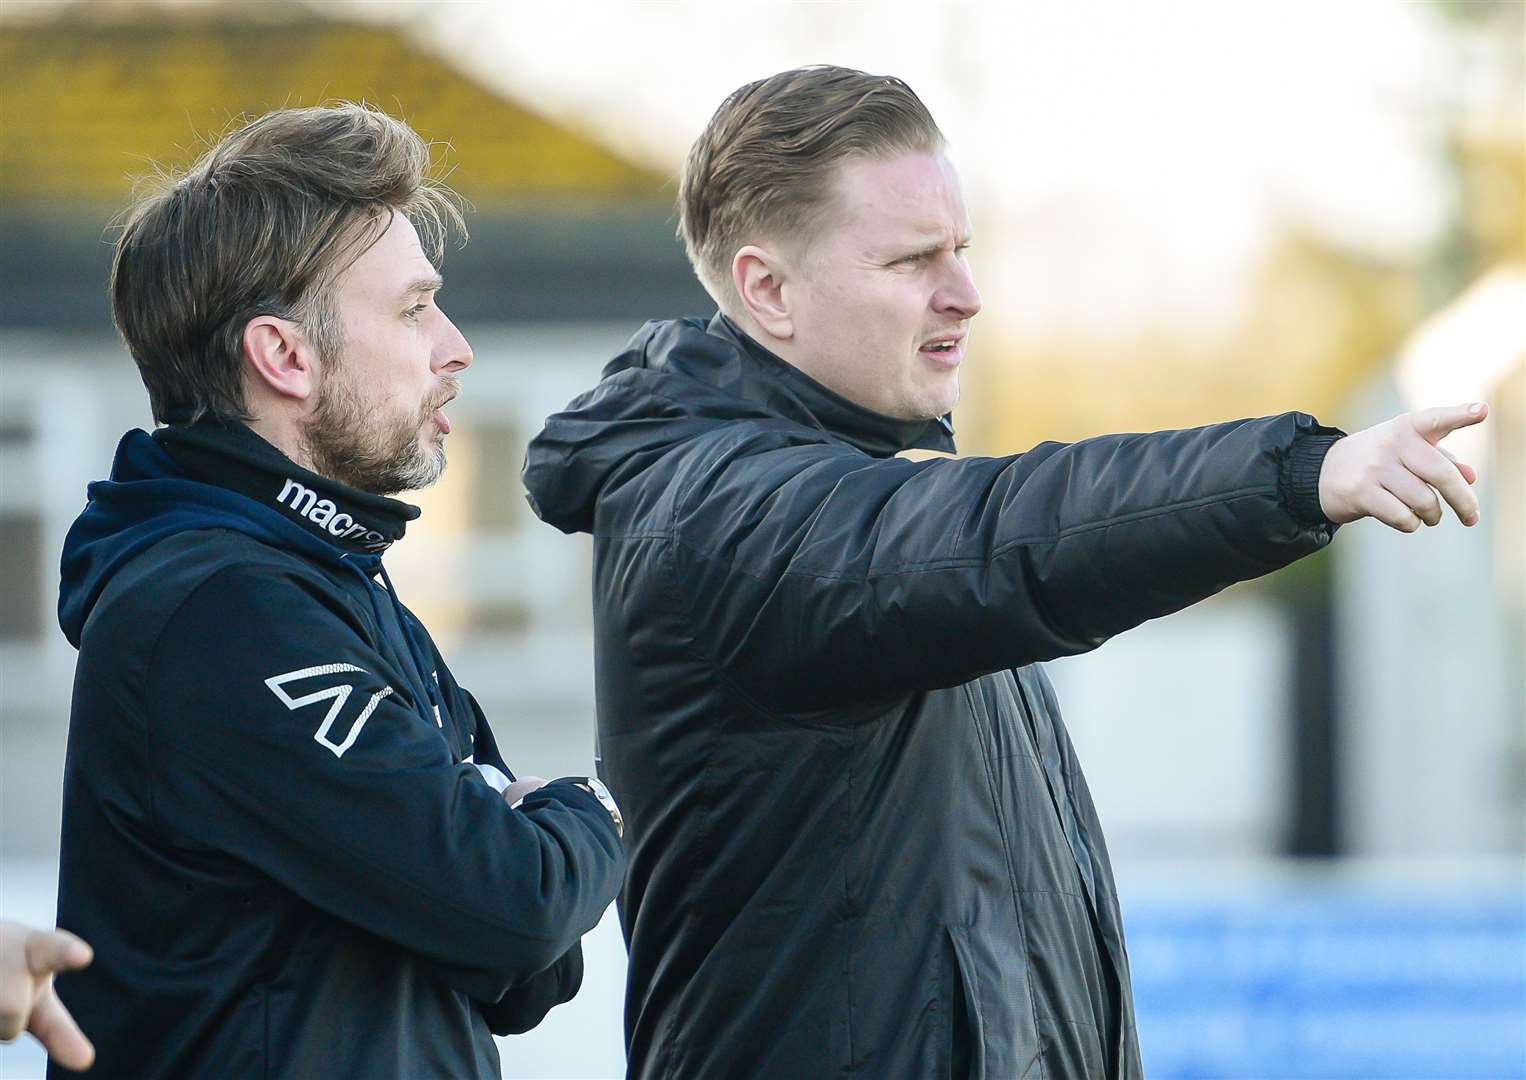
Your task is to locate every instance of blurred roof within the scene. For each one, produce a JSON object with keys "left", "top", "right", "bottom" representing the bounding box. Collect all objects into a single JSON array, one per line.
[
  {"left": 0, "top": 1, "right": 710, "bottom": 331},
  {"left": 0, "top": 0, "right": 667, "bottom": 207}
]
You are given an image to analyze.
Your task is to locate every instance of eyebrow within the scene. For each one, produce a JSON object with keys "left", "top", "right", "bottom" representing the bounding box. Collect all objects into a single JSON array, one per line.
[
  {"left": 890, "top": 236, "right": 972, "bottom": 263},
  {"left": 399, "top": 274, "right": 444, "bottom": 300}
]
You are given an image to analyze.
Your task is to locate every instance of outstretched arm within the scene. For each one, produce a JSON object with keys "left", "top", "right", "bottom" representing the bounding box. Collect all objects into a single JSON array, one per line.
[{"left": 674, "top": 405, "right": 1485, "bottom": 715}]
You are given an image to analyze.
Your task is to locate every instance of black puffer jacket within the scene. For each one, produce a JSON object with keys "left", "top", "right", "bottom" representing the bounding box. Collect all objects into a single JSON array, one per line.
[{"left": 524, "top": 314, "right": 1339, "bottom": 1079}]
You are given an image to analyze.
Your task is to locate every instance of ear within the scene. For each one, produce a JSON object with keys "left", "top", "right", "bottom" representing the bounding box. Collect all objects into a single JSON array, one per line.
[
  {"left": 242, "top": 315, "right": 320, "bottom": 403},
  {"left": 732, "top": 245, "right": 794, "bottom": 340}
]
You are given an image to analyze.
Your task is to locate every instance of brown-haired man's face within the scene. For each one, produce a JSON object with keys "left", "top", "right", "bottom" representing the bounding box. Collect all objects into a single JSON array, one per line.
[
  {"left": 784, "top": 152, "right": 981, "bottom": 421},
  {"left": 301, "top": 213, "right": 473, "bottom": 495}
]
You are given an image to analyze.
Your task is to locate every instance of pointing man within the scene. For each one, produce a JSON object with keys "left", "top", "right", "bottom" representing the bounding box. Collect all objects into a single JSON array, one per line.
[{"left": 523, "top": 66, "right": 1485, "bottom": 1079}]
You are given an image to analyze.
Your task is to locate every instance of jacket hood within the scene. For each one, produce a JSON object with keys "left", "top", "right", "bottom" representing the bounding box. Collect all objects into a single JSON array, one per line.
[
  {"left": 58, "top": 428, "right": 383, "bottom": 648},
  {"left": 522, "top": 314, "right": 956, "bottom": 535}
]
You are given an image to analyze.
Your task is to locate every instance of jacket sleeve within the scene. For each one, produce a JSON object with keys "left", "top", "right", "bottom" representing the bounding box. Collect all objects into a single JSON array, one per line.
[
  {"left": 672, "top": 412, "right": 1340, "bottom": 713},
  {"left": 454, "top": 693, "right": 595, "bottom": 1031},
  {"left": 476, "top": 943, "right": 585, "bottom": 1035},
  {"left": 141, "top": 563, "right": 626, "bottom": 1003}
]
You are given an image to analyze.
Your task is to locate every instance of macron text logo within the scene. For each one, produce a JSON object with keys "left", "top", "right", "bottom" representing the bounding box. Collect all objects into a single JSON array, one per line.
[
  {"left": 265, "top": 663, "right": 394, "bottom": 758},
  {"left": 276, "top": 479, "right": 388, "bottom": 550}
]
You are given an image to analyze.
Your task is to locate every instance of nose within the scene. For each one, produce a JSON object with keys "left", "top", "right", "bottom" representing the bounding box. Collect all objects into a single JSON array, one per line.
[
  {"left": 433, "top": 306, "right": 473, "bottom": 373},
  {"left": 935, "top": 255, "right": 981, "bottom": 321}
]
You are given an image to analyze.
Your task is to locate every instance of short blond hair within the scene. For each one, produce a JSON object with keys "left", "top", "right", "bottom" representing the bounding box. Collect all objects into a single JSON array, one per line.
[{"left": 678, "top": 66, "right": 943, "bottom": 308}]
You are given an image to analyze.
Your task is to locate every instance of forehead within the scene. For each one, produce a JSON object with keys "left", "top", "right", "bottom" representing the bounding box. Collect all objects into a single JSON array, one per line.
[
  {"left": 819, "top": 152, "right": 970, "bottom": 249},
  {"left": 337, "top": 212, "right": 434, "bottom": 299}
]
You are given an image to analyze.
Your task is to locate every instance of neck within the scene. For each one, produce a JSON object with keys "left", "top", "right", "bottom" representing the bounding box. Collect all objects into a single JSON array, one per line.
[
  {"left": 726, "top": 308, "right": 815, "bottom": 380},
  {"left": 245, "top": 411, "right": 317, "bottom": 477}
]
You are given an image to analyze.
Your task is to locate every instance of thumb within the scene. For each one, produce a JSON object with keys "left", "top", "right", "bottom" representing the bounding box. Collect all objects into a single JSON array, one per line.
[
  {"left": 24, "top": 929, "right": 92, "bottom": 977},
  {"left": 1411, "top": 402, "right": 1487, "bottom": 444}
]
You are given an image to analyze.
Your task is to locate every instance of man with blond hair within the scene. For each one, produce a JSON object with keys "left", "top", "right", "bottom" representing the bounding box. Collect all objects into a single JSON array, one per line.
[
  {"left": 52, "top": 104, "right": 625, "bottom": 1079},
  {"left": 524, "top": 66, "right": 1486, "bottom": 1079}
]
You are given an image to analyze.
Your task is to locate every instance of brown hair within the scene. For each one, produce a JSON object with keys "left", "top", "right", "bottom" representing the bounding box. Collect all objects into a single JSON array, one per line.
[
  {"left": 678, "top": 65, "right": 944, "bottom": 307},
  {"left": 110, "top": 103, "right": 465, "bottom": 425}
]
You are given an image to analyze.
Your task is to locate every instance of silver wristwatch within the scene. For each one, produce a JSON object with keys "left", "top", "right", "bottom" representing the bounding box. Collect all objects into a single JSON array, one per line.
[{"left": 567, "top": 776, "right": 623, "bottom": 839}]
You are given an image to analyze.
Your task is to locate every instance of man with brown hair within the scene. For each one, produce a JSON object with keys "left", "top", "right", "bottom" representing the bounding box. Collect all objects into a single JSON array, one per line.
[
  {"left": 52, "top": 104, "right": 625, "bottom": 1079},
  {"left": 524, "top": 66, "right": 1486, "bottom": 1078}
]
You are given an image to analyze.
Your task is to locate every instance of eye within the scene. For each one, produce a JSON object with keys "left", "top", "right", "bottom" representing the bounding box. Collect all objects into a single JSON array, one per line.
[{"left": 403, "top": 303, "right": 428, "bottom": 321}]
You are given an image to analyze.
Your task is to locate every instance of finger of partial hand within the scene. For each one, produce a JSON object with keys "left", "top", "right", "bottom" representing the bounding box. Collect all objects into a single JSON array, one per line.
[
  {"left": 1366, "top": 487, "right": 1423, "bottom": 533},
  {"left": 0, "top": 1003, "right": 23, "bottom": 1041},
  {"left": 1383, "top": 469, "right": 1443, "bottom": 527},
  {"left": 1412, "top": 402, "right": 1487, "bottom": 444},
  {"left": 1436, "top": 445, "right": 1478, "bottom": 485},
  {"left": 24, "top": 930, "right": 92, "bottom": 976},
  {"left": 1402, "top": 443, "right": 1480, "bottom": 525},
  {"left": 502, "top": 776, "right": 548, "bottom": 807},
  {"left": 25, "top": 991, "right": 94, "bottom": 1072}
]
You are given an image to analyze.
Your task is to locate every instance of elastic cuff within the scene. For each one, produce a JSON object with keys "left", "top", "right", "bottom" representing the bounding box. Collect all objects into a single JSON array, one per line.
[{"left": 1280, "top": 432, "right": 1343, "bottom": 527}]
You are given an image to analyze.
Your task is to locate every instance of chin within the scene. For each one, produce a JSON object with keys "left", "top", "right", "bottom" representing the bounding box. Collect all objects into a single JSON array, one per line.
[{"left": 918, "top": 383, "right": 960, "bottom": 420}]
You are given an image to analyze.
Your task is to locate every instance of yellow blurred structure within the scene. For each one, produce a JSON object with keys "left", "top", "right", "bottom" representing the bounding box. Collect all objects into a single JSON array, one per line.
[{"left": 0, "top": 1, "right": 667, "bottom": 209}]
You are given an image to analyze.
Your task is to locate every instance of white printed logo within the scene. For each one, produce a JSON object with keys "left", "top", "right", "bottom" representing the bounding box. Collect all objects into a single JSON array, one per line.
[
  {"left": 276, "top": 479, "right": 389, "bottom": 550},
  {"left": 264, "top": 664, "right": 394, "bottom": 758}
]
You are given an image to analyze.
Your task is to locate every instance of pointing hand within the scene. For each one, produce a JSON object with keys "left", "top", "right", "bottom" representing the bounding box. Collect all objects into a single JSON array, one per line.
[{"left": 1318, "top": 403, "right": 1487, "bottom": 532}]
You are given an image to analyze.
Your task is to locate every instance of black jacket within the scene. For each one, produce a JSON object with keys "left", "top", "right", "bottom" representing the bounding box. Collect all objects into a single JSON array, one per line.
[
  {"left": 52, "top": 421, "right": 625, "bottom": 1079},
  {"left": 523, "top": 315, "right": 1339, "bottom": 1079}
]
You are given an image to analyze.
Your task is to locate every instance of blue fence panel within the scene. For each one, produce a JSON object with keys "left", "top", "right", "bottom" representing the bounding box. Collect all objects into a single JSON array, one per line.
[{"left": 1125, "top": 884, "right": 1526, "bottom": 1079}]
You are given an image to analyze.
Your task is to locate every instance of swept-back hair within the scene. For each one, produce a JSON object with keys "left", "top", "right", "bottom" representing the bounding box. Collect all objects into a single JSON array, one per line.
[
  {"left": 111, "top": 102, "right": 465, "bottom": 424},
  {"left": 679, "top": 65, "right": 943, "bottom": 308}
]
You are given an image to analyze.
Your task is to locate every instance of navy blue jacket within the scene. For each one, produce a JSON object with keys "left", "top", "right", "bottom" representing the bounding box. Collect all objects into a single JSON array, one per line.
[{"left": 52, "top": 421, "right": 624, "bottom": 1079}]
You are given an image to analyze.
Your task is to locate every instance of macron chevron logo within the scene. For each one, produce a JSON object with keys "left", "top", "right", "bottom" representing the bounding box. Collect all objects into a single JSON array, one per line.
[{"left": 264, "top": 663, "right": 394, "bottom": 759}]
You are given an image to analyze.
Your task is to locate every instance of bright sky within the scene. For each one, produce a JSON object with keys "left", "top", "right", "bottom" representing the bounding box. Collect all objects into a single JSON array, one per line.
[{"left": 382, "top": 0, "right": 1456, "bottom": 339}]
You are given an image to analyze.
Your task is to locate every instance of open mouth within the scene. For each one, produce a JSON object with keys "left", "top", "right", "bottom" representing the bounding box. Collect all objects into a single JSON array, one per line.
[
  {"left": 919, "top": 335, "right": 965, "bottom": 365},
  {"left": 428, "top": 392, "right": 457, "bottom": 435}
]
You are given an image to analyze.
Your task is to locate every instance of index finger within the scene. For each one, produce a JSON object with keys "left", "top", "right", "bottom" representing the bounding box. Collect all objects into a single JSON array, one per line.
[
  {"left": 1411, "top": 402, "right": 1488, "bottom": 444},
  {"left": 26, "top": 991, "right": 94, "bottom": 1072}
]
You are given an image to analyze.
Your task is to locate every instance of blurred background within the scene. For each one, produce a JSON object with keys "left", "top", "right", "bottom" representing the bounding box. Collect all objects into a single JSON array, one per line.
[{"left": 0, "top": 1, "right": 1521, "bottom": 1077}]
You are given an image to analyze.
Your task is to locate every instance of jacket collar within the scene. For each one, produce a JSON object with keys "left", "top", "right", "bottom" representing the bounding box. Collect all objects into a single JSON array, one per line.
[
  {"left": 711, "top": 314, "right": 956, "bottom": 458},
  {"left": 154, "top": 419, "right": 418, "bottom": 553}
]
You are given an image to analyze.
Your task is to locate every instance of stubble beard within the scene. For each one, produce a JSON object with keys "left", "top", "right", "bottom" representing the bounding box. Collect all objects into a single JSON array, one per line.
[{"left": 301, "top": 364, "right": 457, "bottom": 497}]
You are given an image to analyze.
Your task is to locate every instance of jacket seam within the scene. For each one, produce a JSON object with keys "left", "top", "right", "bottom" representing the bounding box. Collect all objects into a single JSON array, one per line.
[
  {"left": 672, "top": 487, "right": 1276, "bottom": 585},
  {"left": 991, "top": 485, "right": 1278, "bottom": 557},
  {"left": 141, "top": 558, "right": 272, "bottom": 837},
  {"left": 651, "top": 535, "right": 721, "bottom": 1079},
  {"left": 961, "top": 680, "right": 1049, "bottom": 1080},
  {"left": 661, "top": 535, "right": 803, "bottom": 729}
]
